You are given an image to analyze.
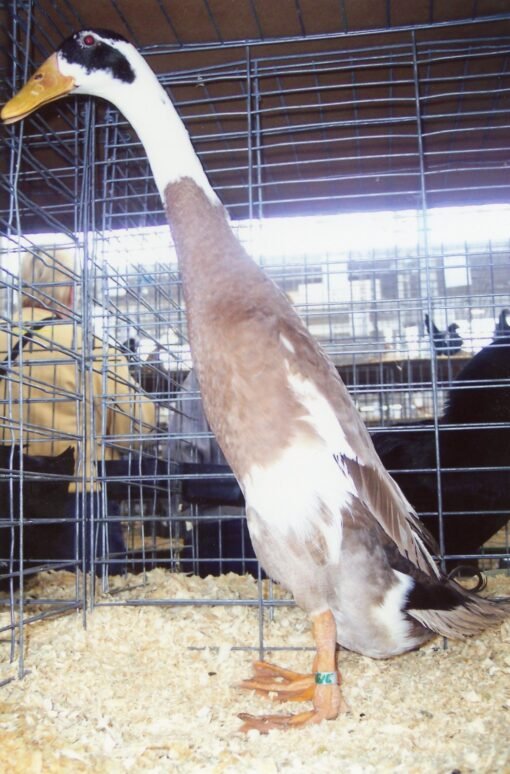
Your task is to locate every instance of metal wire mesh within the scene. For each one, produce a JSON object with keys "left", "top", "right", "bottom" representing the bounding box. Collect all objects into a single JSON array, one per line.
[{"left": 1, "top": 5, "right": 509, "bottom": 677}]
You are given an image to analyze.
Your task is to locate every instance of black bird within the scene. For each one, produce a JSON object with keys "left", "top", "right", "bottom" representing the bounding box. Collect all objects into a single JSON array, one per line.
[
  {"left": 494, "top": 308, "right": 510, "bottom": 339},
  {"left": 425, "top": 314, "right": 463, "bottom": 356},
  {"left": 372, "top": 312, "right": 510, "bottom": 568},
  {"left": 141, "top": 345, "right": 172, "bottom": 395},
  {"left": 121, "top": 337, "right": 139, "bottom": 364}
]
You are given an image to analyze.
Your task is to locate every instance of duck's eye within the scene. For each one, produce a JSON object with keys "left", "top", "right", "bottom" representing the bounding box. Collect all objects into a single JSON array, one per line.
[{"left": 82, "top": 34, "right": 96, "bottom": 46}]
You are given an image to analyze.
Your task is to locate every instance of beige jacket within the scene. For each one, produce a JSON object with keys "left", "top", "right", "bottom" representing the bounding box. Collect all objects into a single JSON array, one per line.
[{"left": 0, "top": 306, "right": 156, "bottom": 490}]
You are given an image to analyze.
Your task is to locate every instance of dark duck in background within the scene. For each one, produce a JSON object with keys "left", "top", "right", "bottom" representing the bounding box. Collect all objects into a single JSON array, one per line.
[
  {"left": 372, "top": 310, "right": 510, "bottom": 569},
  {"left": 425, "top": 313, "right": 463, "bottom": 356}
]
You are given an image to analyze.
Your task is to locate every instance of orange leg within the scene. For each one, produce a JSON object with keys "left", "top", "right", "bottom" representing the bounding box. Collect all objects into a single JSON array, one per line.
[{"left": 238, "top": 610, "right": 348, "bottom": 732}]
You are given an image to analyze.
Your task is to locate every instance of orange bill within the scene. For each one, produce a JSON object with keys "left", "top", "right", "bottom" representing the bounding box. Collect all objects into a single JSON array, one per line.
[{"left": 1, "top": 53, "right": 75, "bottom": 124}]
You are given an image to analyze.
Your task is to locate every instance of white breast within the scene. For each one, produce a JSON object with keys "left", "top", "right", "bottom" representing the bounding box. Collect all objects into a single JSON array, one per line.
[{"left": 243, "top": 441, "right": 348, "bottom": 566}]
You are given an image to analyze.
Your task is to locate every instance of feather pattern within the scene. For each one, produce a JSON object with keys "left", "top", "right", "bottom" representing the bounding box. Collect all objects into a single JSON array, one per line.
[
  {"left": 340, "top": 457, "right": 441, "bottom": 578},
  {"left": 409, "top": 593, "right": 510, "bottom": 638}
]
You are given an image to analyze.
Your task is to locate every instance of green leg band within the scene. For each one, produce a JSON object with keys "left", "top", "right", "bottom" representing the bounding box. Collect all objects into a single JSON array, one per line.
[{"left": 315, "top": 671, "right": 338, "bottom": 685}]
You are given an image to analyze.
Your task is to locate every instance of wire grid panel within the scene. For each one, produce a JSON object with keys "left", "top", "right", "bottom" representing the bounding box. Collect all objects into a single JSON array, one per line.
[
  {"left": 95, "top": 31, "right": 510, "bottom": 227},
  {"left": 0, "top": 2, "right": 99, "bottom": 677},
  {"left": 0, "top": 242, "right": 87, "bottom": 681},
  {"left": 0, "top": 10, "right": 509, "bottom": 666}
]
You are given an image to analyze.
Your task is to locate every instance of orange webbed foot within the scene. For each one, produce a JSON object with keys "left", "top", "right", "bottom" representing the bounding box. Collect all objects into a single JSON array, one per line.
[
  {"left": 239, "top": 660, "right": 317, "bottom": 702},
  {"left": 238, "top": 611, "right": 348, "bottom": 732},
  {"left": 238, "top": 659, "right": 349, "bottom": 732}
]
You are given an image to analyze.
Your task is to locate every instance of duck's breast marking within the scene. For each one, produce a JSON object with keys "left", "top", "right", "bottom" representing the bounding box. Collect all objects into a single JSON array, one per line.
[
  {"left": 242, "top": 366, "right": 359, "bottom": 564},
  {"left": 243, "top": 442, "right": 346, "bottom": 565},
  {"left": 285, "top": 368, "right": 358, "bottom": 461}
]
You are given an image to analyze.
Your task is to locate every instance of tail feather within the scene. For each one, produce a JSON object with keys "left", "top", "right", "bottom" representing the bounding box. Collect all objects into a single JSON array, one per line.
[{"left": 408, "top": 585, "right": 510, "bottom": 639}]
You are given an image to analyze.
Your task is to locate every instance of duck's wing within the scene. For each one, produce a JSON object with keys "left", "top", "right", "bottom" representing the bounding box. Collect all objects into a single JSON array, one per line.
[
  {"left": 340, "top": 454, "right": 440, "bottom": 577},
  {"left": 279, "top": 315, "right": 440, "bottom": 578}
]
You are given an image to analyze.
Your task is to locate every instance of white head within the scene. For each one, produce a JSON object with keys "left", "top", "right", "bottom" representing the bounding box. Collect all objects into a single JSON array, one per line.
[
  {"left": 1, "top": 29, "right": 159, "bottom": 123},
  {"left": 1, "top": 29, "right": 219, "bottom": 203}
]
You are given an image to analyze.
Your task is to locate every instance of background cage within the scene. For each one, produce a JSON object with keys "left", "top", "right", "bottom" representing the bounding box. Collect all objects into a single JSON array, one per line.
[{"left": 1, "top": 1, "right": 510, "bottom": 681}]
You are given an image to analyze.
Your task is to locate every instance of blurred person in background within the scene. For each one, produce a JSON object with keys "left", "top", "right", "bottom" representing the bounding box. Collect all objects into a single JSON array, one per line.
[{"left": 0, "top": 248, "right": 156, "bottom": 584}]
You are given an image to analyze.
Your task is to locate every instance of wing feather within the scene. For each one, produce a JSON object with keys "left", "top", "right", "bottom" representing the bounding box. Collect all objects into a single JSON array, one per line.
[
  {"left": 280, "top": 317, "right": 441, "bottom": 578},
  {"left": 341, "top": 456, "right": 440, "bottom": 577}
]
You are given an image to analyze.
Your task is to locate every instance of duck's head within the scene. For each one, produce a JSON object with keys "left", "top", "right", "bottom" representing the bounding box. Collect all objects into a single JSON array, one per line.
[{"left": 1, "top": 29, "right": 140, "bottom": 124}]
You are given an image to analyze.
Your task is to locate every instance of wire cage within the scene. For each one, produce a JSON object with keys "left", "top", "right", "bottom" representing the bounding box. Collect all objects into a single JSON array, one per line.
[{"left": 1, "top": 2, "right": 510, "bottom": 680}]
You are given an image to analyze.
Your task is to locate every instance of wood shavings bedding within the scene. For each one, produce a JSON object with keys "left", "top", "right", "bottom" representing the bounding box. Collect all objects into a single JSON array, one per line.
[{"left": 1, "top": 570, "right": 509, "bottom": 773}]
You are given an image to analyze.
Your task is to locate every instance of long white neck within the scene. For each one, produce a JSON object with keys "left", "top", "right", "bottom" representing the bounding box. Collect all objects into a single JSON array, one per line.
[{"left": 80, "top": 46, "right": 219, "bottom": 206}]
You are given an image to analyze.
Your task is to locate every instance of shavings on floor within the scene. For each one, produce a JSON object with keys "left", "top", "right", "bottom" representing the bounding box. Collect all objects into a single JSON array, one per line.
[{"left": 1, "top": 570, "right": 509, "bottom": 773}]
